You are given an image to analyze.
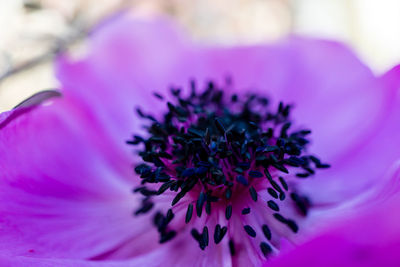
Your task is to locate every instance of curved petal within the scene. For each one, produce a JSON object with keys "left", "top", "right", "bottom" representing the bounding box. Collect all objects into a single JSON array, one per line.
[
  {"left": 45, "top": 13, "right": 400, "bottom": 265},
  {"left": 198, "top": 39, "right": 386, "bottom": 163},
  {"left": 121, "top": 234, "right": 232, "bottom": 267},
  {"left": 57, "top": 14, "right": 389, "bottom": 163},
  {"left": 0, "top": 90, "right": 61, "bottom": 129},
  {"left": 267, "top": 180, "right": 400, "bottom": 267},
  {"left": 56, "top": 15, "right": 196, "bottom": 146},
  {"left": 298, "top": 65, "right": 400, "bottom": 203},
  {"left": 56, "top": 15, "right": 396, "bottom": 205},
  {"left": 0, "top": 95, "right": 152, "bottom": 259},
  {"left": 0, "top": 256, "right": 108, "bottom": 267}
]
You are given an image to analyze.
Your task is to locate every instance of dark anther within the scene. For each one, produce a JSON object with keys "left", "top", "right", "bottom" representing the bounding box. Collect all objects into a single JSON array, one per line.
[
  {"left": 260, "top": 242, "right": 272, "bottom": 256},
  {"left": 279, "top": 177, "right": 289, "bottom": 191},
  {"left": 159, "top": 231, "right": 177, "bottom": 243},
  {"left": 309, "top": 155, "right": 330, "bottom": 169},
  {"left": 262, "top": 224, "right": 272, "bottom": 240},
  {"left": 272, "top": 163, "right": 289, "bottom": 174},
  {"left": 197, "top": 192, "right": 206, "bottom": 218},
  {"left": 273, "top": 213, "right": 299, "bottom": 233},
  {"left": 231, "top": 94, "right": 238, "bottom": 102},
  {"left": 153, "top": 92, "right": 164, "bottom": 100},
  {"left": 182, "top": 168, "right": 196, "bottom": 177},
  {"left": 242, "top": 207, "right": 251, "bottom": 215},
  {"left": 269, "top": 179, "right": 283, "bottom": 193},
  {"left": 133, "top": 186, "right": 146, "bottom": 193},
  {"left": 153, "top": 212, "right": 167, "bottom": 232},
  {"left": 205, "top": 200, "right": 212, "bottom": 215},
  {"left": 273, "top": 213, "right": 286, "bottom": 223},
  {"left": 185, "top": 203, "right": 193, "bottom": 223},
  {"left": 267, "top": 188, "right": 279, "bottom": 199},
  {"left": 280, "top": 122, "right": 291, "bottom": 138},
  {"left": 191, "top": 228, "right": 201, "bottom": 241},
  {"left": 267, "top": 200, "right": 280, "bottom": 211},
  {"left": 264, "top": 169, "right": 272, "bottom": 180},
  {"left": 171, "top": 191, "right": 186, "bottom": 206},
  {"left": 236, "top": 175, "right": 249, "bottom": 186},
  {"left": 202, "top": 226, "right": 209, "bottom": 247},
  {"left": 225, "top": 205, "right": 233, "bottom": 220},
  {"left": 317, "top": 163, "right": 330, "bottom": 169},
  {"left": 135, "top": 201, "right": 154, "bottom": 215},
  {"left": 249, "top": 186, "right": 258, "bottom": 202},
  {"left": 166, "top": 209, "right": 174, "bottom": 223},
  {"left": 214, "top": 118, "right": 226, "bottom": 134},
  {"left": 188, "top": 127, "right": 204, "bottom": 137},
  {"left": 237, "top": 162, "right": 250, "bottom": 170},
  {"left": 290, "top": 193, "right": 310, "bottom": 216},
  {"left": 190, "top": 80, "right": 196, "bottom": 97},
  {"left": 214, "top": 224, "right": 227, "bottom": 244},
  {"left": 296, "top": 173, "right": 310, "bottom": 178},
  {"left": 229, "top": 240, "right": 236, "bottom": 256},
  {"left": 214, "top": 224, "right": 221, "bottom": 244},
  {"left": 286, "top": 219, "right": 299, "bottom": 233},
  {"left": 204, "top": 128, "right": 211, "bottom": 145},
  {"left": 225, "top": 188, "right": 232, "bottom": 199},
  {"left": 191, "top": 228, "right": 205, "bottom": 250},
  {"left": 136, "top": 107, "right": 145, "bottom": 118},
  {"left": 170, "top": 88, "right": 181, "bottom": 96},
  {"left": 244, "top": 225, "right": 257, "bottom": 238},
  {"left": 249, "top": 170, "right": 263, "bottom": 178},
  {"left": 130, "top": 79, "right": 329, "bottom": 251}
]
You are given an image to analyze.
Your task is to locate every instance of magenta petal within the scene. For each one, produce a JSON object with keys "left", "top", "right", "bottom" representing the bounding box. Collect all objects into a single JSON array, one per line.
[
  {"left": 119, "top": 235, "right": 232, "bottom": 267},
  {"left": 57, "top": 14, "right": 388, "bottom": 162},
  {"left": 0, "top": 90, "right": 61, "bottom": 129},
  {"left": 57, "top": 15, "right": 389, "bottom": 166},
  {"left": 6, "top": 13, "right": 400, "bottom": 265},
  {"left": 297, "top": 65, "right": 400, "bottom": 203},
  {"left": 268, "top": 175, "right": 400, "bottom": 267},
  {"left": 56, "top": 16, "right": 196, "bottom": 146},
  {"left": 0, "top": 256, "right": 106, "bottom": 267},
  {"left": 198, "top": 39, "right": 389, "bottom": 164},
  {"left": 0, "top": 97, "right": 147, "bottom": 259}
]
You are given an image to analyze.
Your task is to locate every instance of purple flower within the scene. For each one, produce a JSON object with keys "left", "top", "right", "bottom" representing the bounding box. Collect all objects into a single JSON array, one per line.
[{"left": 1, "top": 14, "right": 400, "bottom": 266}]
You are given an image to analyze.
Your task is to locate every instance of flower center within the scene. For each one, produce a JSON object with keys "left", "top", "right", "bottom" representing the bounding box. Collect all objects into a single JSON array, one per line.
[{"left": 128, "top": 80, "right": 329, "bottom": 258}]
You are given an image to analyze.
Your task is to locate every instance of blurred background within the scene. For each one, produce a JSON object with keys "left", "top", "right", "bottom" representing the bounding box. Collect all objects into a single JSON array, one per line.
[{"left": 1, "top": 0, "right": 399, "bottom": 111}]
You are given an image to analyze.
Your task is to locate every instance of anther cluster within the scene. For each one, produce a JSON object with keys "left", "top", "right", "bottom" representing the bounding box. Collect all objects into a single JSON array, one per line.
[{"left": 127, "top": 80, "right": 329, "bottom": 257}]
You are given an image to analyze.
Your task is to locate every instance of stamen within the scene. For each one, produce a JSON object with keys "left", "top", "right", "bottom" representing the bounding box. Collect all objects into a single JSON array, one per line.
[
  {"left": 267, "top": 200, "right": 280, "bottom": 211},
  {"left": 225, "top": 205, "right": 233, "bottom": 220},
  {"left": 242, "top": 208, "right": 251, "bottom": 215},
  {"left": 267, "top": 188, "right": 279, "bottom": 199},
  {"left": 229, "top": 240, "right": 236, "bottom": 256},
  {"left": 244, "top": 225, "right": 257, "bottom": 238},
  {"left": 260, "top": 242, "right": 273, "bottom": 256},
  {"left": 128, "top": 79, "right": 329, "bottom": 258},
  {"left": 218, "top": 225, "right": 227, "bottom": 244},
  {"left": 279, "top": 177, "right": 289, "bottom": 191},
  {"left": 262, "top": 224, "right": 272, "bottom": 240},
  {"left": 249, "top": 186, "right": 258, "bottom": 202}
]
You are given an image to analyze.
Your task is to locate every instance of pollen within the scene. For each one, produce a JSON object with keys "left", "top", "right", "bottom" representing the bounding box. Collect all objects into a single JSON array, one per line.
[{"left": 127, "top": 79, "right": 329, "bottom": 257}]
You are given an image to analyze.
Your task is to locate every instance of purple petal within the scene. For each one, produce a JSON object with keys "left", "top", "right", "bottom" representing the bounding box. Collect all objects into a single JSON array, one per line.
[
  {"left": 268, "top": 171, "right": 400, "bottom": 267},
  {"left": 199, "top": 39, "right": 387, "bottom": 162},
  {"left": 0, "top": 90, "right": 61, "bottom": 129},
  {"left": 56, "top": 16, "right": 196, "bottom": 146},
  {"left": 56, "top": 15, "right": 397, "bottom": 204},
  {"left": 4, "top": 13, "right": 399, "bottom": 265},
  {"left": 0, "top": 96, "right": 154, "bottom": 259},
  {"left": 58, "top": 15, "right": 389, "bottom": 163},
  {"left": 298, "top": 65, "right": 400, "bottom": 203}
]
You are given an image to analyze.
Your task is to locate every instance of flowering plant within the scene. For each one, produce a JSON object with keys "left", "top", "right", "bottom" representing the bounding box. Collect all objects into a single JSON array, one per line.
[{"left": 1, "top": 14, "right": 399, "bottom": 266}]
